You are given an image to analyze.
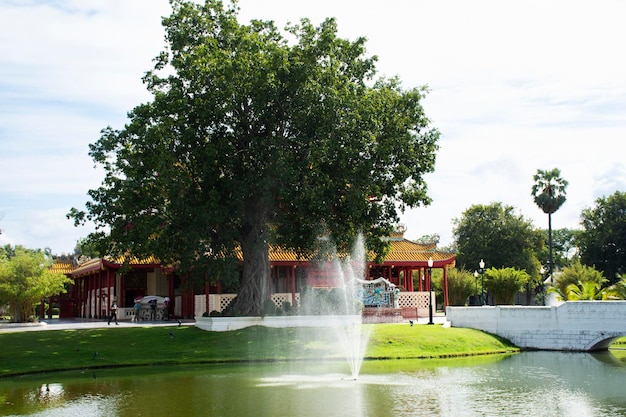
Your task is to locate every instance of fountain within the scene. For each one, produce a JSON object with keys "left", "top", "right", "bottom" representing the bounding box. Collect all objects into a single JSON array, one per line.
[
  {"left": 299, "top": 233, "right": 372, "bottom": 379},
  {"left": 195, "top": 234, "right": 372, "bottom": 379}
]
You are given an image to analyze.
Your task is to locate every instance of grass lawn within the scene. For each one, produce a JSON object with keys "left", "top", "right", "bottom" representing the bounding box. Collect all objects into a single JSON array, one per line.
[{"left": 0, "top": 323, "right": 519, "bottom": 377}]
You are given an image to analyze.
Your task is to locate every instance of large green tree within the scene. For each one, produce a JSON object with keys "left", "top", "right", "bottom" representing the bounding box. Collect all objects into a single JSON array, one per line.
[
  {"left": 68, "top": 0, "right": 439, "bottom": 316},
  {"left": 531, "top": 168, "right": 568, "bottom": 280},
  {"left": 537, "top": 227, "right": 579, "bottom": 271},
  {"left": 577, "top": 191, "right": 626, "bottom": 283},
  {"left": 453, "top": 202, "right": 543, "bottom": 275},
  {"left": 0, "top": 246, "right": 73, "bottom": 322}
]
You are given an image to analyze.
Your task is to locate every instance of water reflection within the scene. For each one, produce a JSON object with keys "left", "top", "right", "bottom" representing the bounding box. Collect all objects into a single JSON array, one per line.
[{"left": 1, "top": 352, "right": 625, "bottom": 417}]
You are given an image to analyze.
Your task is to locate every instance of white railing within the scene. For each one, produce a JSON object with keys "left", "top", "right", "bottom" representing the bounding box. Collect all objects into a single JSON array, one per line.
[{"left": 193, "top": 291, "right": 432, "bottom": 316}]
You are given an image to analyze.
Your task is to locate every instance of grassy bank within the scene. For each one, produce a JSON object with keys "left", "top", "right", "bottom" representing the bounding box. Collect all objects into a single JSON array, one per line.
[{"left": 0, "top": 323, "right": 519, "bottom": 378}]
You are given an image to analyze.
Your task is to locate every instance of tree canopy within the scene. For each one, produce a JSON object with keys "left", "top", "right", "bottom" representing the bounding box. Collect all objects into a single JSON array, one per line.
[
  {"left": 577, "top": 191, "right": 626, "bottom": 282},
  {"left": 537, "top": 228, "right": 579, "bottom": 270},
  {"left": 0, "top": 246, "right": 73, "bottom": 322},
  {"left": 531, "top": 168, "right": 568, "bottom": 215},
  {"left": 452, "top": 202, "right": 543, "bottom": 276},
  {"left": 68, "top": 0, "right": 440, "bottom": 315},
  {"left": 531, "top": 168, "right": 568, "bottom": 280}
]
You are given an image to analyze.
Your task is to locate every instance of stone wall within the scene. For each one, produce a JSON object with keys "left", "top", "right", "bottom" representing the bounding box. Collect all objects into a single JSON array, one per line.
[{"left": 446, "top": 301, "right": 626, "bottom": 351}]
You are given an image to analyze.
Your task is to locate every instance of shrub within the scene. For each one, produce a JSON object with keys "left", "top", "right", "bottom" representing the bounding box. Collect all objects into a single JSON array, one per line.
[
  {"left": 485, "top": 267, "right": 529, "bottom": 305},
  {"left": 262, "top": 299, "right": 278, "bottom": 316},
  {"left": 282, "top": 301, "right": 292, "bottom": 315},
  {"left": 550, "top": 262, "right": 606, "bottom": 301},
  {"left": 434, "top": 268, "right": 476, "bottom": 306}
]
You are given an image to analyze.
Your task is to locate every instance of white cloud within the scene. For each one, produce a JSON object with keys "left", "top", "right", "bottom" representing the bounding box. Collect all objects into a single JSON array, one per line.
[{"left": 1, "top": 0, "right": 626, "bottom": 253}]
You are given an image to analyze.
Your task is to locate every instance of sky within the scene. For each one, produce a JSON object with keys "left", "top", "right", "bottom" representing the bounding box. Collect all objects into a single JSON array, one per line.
[{"left": 2, "top": 0, "right": 626, "bottom": 255}]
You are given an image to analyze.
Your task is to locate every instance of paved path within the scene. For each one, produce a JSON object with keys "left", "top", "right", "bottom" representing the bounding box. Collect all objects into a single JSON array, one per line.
[
  {"left": 0, "top": 313, "right": 448, "bottom": 333},
  {"left": 0, "top": 318, "right": 196, "bottom": 333}
]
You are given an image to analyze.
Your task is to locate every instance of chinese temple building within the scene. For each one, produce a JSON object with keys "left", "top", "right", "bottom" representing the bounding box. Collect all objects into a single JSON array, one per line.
[{"left": 50, "top": 230, "right": 455, "bottom": 320}]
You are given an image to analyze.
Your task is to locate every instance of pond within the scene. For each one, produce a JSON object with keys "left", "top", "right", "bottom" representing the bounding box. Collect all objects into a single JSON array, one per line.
[{"left": 1, "top": 351, "right": 625, "bottom": 417}]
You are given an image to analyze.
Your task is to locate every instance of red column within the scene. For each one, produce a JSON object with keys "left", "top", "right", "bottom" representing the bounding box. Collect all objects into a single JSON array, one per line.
[
  {"left": 118, "top": 272, "right": 124, "bottom": 306},
  {"left": 106, "top": 269, "right": 112, "bottom": 308},
  {"left": 404, "top": 268, "right": 410, "bottom": 290},
  {"left": 186, "top": 289, "right": 195, "bottom": 318},
  {"left": 83, "top": 277, "right": 88, "bottom": 318},
  {"left": 87, "top": 275, "right": 93, "bottom": 318},
  {"left": 98, "top": 271, "right": 104, "bottom": 319},
  {"left": 169, "top": 272, "right": 175, "bottom": 314},
  {"left": 443, "top": 267, "right": 449, "bottom": 308}
]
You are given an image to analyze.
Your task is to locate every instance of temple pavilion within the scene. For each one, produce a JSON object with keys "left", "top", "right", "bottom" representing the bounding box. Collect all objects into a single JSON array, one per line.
[{"left": 49, "top": 229, "right": 455, "bottom": 320}]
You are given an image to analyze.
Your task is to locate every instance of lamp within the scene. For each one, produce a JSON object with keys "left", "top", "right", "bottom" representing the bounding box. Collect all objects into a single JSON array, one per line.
[
  {"left": 427, "top": 257, "right": 434, "bottom": 324},
  {"left": 474, "top": 270, "right": 479, "bottom": 306},
  {"left": 539, "top": 265, "right": 546, "bottom": 306},
  {"left": 479, "top": 259, "right": 486, "bottom": 305}
]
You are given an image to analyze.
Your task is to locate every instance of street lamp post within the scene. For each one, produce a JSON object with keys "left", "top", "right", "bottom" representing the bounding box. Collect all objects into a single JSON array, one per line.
[
  {"left": 479, "top": 259, "right": 486, "bottom": 305},
  {"left": 539, "top": 265, "right": 546, "bottom": 306},
  {"left": 473, "top": 270, "right": 479, "bottom": 306},
  {"left": 427, "top": 257, "right": 434, "bottom": 324}
]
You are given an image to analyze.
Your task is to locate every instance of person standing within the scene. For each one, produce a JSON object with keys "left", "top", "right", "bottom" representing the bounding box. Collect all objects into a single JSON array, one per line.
[
  {"left": 107, "top": 301, "right": 119, "bottom": 325},
  {"left": 133, "top": 300, "right": 142, "bottom": 322},
  {"left": 163, "top": 297, "right": 170, "bottom": 321},
  {"left": 149, "top": 299, "right": 157, "bottom": 321}
]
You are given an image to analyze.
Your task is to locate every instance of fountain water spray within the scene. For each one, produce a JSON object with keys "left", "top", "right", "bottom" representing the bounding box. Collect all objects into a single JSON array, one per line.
[{"left": 300, "top": 233, "right": 372, "bottom": 379}]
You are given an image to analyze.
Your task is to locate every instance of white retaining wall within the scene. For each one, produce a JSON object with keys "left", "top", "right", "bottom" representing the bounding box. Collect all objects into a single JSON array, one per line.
[
  {"left": 446, "top": 301, "right": 626, "bottom": 351},
  {"left": 195, "top": 315, "right": 362, "bottom": 332}
]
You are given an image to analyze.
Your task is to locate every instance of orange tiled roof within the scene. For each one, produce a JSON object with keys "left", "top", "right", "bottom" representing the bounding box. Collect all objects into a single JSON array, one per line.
[
  {"left": 269, "top": 246, "right": 304, "bottom": 262},
  {"left": 268, "top": 237, "right": 455, "bottom": 265},
  {"left": 380, "top": 238, "right": 455, "bottom": 263},
  {"left": 50, "top": 261, "right": 74, "bottom": 275},
  {"left": 63, "top": 255, "right": 162, "bottom": 277},
  {"left": 107, "top": 255, "right": 160, "bottom": 265},
  {"left": 56, "top": 234, "right": 455, "bottom": 274},
  {"left": 70, "top": 258, "right": 105, "bottom": 277}
]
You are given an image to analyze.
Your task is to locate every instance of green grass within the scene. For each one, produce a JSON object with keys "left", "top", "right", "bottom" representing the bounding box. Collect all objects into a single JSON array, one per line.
[
  {"left": 0, "top": 324, "right": 519, "bottom": 378},
  {"left": 366, "top": 323, "right": 517, "bottom": 359}
]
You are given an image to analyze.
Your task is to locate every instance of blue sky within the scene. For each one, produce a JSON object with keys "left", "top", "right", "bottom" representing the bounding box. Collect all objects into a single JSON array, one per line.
[{"left": 2, "top": 0, "right": 626, "bottom": 254}]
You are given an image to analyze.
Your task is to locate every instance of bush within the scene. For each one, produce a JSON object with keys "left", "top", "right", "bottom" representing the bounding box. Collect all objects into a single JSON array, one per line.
[
  {"left": 208, "top": 310, "right": 222, "bottom": 317},
  {"left": 551, "top": 262, "right": 606, "bottom": 300},
  {"left": 262, "top": 299, "right": 278, "bottom": 316},
  {"left": 282, "top": 301, "right": 292, "bottom": 315},
  {"left": 434, "top": 268, "right": 476, "bottom": 306},
  {"left": 485, "top": 267, "right": 529, "bottom": 305}
]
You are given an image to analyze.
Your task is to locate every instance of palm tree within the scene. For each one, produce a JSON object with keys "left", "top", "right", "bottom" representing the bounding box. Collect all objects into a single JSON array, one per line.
[
  {"left": 607, "top": 274, "right": 626, "bottom": 300},
  {"left": 531, "top": 168, "right": 568, "bottom": 281},
  {"left": 564, "top": 280, "right": 610, "bottom": 300}
]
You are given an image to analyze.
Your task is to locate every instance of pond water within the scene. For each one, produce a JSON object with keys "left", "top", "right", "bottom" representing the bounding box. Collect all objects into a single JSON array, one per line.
[{"left": 1, "top": 351, "right": 625, "bottom": 417}]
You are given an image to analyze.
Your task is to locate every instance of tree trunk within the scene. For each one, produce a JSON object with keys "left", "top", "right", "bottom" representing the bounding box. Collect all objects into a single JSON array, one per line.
[
  {"left": 226, "top": 198, "right": 272, "bottom": 316},
  {"left": 548, "top": 212, "right": 553, "bottom": 282},
  {"left": 10, "top": 301, "right": 31, "bottom": 323},
  {"left": 231, "top": 237, "right": 271, "bottom": 316}
]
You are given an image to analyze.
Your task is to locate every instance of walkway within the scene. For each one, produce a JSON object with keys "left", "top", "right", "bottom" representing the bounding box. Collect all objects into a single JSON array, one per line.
[
  {"left": 0, "top": 313, "right": 448, "bottom": 333},
  {"left": 0, "top": 318, "right": 195, "bottom": 333}
]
